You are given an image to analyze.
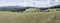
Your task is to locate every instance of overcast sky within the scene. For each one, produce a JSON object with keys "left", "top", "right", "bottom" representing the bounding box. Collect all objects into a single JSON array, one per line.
[{"left": 0, "top": 0, "right": 60, "bottom": 7}]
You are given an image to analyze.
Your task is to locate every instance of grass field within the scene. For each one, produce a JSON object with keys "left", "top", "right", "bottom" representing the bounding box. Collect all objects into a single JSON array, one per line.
[{"left": 0, "top": 9, "right": 60, "bottom": 23}]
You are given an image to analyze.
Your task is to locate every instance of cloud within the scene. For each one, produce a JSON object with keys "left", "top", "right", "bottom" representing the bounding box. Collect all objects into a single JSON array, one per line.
[
  {"left": 23, "top": 0, "right": 51, "bottom": 7},
  {"left": 50, "top": 0, "right": 60, "bottom": 6},
  {"left": 0, "top": 0, "right": 60, "bottom": 7}
]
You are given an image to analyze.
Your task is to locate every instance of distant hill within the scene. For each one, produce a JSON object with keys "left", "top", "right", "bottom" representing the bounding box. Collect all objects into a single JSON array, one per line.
[
  {"left": 0, "top": 6, "right": 25, "bottom": 8},
  {"left": 0, "top": 6, "right": 37, "bottom": 12},
  {"left": 50, "top": 5, "right": 60, "bottom": 9}
]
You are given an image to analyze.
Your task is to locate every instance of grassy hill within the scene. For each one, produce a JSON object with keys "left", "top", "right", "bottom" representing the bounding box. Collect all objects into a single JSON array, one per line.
[{"left": 0, "top": 9, "right": 59, "bottom": 23}]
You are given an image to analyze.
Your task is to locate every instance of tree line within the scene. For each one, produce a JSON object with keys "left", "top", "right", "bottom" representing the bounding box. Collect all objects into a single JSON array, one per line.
[{"left": 0, "top": 5, "right": 60, "bottom": 12}]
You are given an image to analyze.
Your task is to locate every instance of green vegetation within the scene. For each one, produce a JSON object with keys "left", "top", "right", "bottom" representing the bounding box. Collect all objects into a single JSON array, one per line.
[{"left": 0, "top": 9, "right": 59, "bottom": 23}]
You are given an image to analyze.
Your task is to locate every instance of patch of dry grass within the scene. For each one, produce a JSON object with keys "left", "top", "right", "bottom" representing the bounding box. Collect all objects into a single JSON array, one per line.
[{"left": 0, "top": 9, "right": 59, "bottom": 23}]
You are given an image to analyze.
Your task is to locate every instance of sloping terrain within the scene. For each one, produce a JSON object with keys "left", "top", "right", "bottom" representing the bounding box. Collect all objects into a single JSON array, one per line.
[{"left": 0, "top": 9, "right": 59, "bottom": 23}]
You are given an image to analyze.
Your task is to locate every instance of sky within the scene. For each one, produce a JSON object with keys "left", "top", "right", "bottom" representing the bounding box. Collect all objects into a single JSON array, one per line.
[{"left": 0, "top": 0, "right": 60, "bottom": 7}]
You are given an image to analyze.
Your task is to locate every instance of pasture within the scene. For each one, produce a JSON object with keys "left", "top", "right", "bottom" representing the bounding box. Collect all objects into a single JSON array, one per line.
[{"left": 0, "top": 9, "right": 60, "bottom": 23}]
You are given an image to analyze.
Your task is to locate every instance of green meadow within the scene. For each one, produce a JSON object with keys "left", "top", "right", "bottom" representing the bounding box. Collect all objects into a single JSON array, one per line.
[{"left": 0, "top": 9, "right": 60, "bottom": 23}]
